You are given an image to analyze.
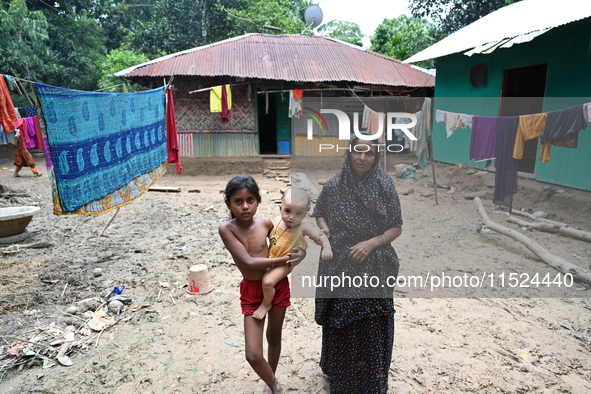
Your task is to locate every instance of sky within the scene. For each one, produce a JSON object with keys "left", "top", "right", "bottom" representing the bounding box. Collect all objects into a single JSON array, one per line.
[{"left": 314, "top": 0, "right": 412, "bottom": 47}]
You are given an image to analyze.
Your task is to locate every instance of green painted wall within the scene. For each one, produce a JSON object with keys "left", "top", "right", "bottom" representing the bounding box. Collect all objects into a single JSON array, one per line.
[{"left": 434, "top": 17, "right": 591, "bottom": 190}]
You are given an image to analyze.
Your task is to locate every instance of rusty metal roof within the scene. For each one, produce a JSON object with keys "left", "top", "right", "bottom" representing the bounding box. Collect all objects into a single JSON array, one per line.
[{"left": 115, "top": 34, "right": 434, "bottom": 88}]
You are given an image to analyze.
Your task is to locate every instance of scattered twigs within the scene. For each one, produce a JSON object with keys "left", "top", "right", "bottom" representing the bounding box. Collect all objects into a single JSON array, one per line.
[
  {"left": 474, "top": 197, "right": 591, "bottom": 286},
  {"left": 506, "top": 216, "right": 591, "bottom": 243},
  {"left": 99, "top": 207, "right": 120, "bottom": 237}
]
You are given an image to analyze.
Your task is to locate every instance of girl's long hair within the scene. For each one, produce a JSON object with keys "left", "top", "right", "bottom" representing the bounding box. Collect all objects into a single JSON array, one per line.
[{"left": 223, "top": 174, "right": 262, "bottom": 219}]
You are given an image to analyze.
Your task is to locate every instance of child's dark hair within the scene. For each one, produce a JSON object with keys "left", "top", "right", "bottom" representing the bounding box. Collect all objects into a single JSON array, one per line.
[{"left": 224, "top": 174, "right": 262, "bottom": 219}]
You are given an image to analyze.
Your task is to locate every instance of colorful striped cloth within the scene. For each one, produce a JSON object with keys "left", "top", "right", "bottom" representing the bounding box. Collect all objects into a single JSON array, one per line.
[{"left": 37, "top": 83, "right": 167, "bottom": 213}]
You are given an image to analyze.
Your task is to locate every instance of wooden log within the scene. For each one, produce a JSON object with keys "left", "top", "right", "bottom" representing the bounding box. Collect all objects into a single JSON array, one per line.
[
  {"left": 148, "top": 186, "right": 181, "bottom": 193},
  {"left": 474, "top": 197, "right": 591, "bottom": 286},
  {"left": 509, "top": 209, "right": 567, "bottom": 227},
  {"left": 506, "top": 216, "right": 591, "bottom": 243}
]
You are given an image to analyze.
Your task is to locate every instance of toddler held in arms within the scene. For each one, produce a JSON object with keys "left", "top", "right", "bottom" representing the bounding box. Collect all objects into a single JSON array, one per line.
[{"left": 253, "top": 187, "right": 332, "bottom": 320}]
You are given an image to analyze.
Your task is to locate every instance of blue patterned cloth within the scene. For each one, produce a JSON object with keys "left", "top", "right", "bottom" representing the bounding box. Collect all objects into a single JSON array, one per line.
[{"left": 37, "top": 83, "right": 167, "bottom": 212}]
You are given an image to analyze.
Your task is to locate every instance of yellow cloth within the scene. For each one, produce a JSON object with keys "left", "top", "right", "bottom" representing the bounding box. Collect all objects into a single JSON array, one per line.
[
  {"left": 269, "top": 216, "right": 308, "bottom": 258},
  {"left": 513, "top": 113, "right": 551, "bottom": 162},
  {"left": 209, "top": 85, "right": 232, "bottom": 112}
]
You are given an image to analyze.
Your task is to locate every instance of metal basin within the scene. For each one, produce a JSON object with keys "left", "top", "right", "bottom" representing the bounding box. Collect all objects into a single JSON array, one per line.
[{"left": 0, "top": 206, "right": 41, "bottom": 238}]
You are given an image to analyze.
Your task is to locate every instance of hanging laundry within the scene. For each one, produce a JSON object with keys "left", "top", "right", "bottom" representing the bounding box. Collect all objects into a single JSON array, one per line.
[
  {"left": 23, "top": 105, "right": 38, "bottom": 118},
  {"left": 288, "top": 90, "right": 302, "bottom": 118},
  {"left": 25, "top": 117, "right": 37, "bottom": 149},
  {"left": 493, "top": 116, "right": 520, "bottom": 212},
  {"left": 367, "top": 110, "right": 384, "bottom": 142},
  {"left": 221, "top": 84, "right": 230, "bottom": 124},
  {"left": 166, "top": 87, "right": 182, "bottom": 174},
  {"left": 583, "top": 102, "right": 591, "bottom": 122},
  {"left": 416, "top": 98, "right": 432, "bottom": 170},
  {"left": 37, "top": 83, "right": 168, "bottom": 214},
  {"left": 435, "top": 110, "right": 465, "bottom": 137},
  {"left": 210, "top": 85, "right": 232, "bottom": 113},
  {"left": 12, "top": 118, "right": 30, "bottom": 146},
  {"left": 513, "top": 113, "right": 550, "bottom": 162},
  {"left": 459, "top": 113, "right": 474, "bottom": 129},
  {"left": 32, "top": 116, "right": 44, "bottom": 151},
  {"left": 539, "top": 105, "right": 587, "bottom": 162},
  {"left": 0, "top": 74, "right": 19, "bottom": 133},
  {"left": 362, "top": 105, "right": 371, "bottom": 129},
  {"left": 470, "top": 116, "right": 498, "bottom": 163}
]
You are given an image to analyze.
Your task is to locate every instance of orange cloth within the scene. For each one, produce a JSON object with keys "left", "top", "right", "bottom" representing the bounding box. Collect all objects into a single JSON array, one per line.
[
  {"left": 268, "top": 216, "right": 308, "bottom": 258},
  {"left": 513, "top": 113, "right": 551, "bottom": 162},
  {"left": 367, "top": 110, "right": 384, "bottom": 143},
  {"left": 292, "top": 89, "right": 304, "bottom": 98},
  {"left": 13, "top": 118, "right": 30, "bottom": 146},
  {"left": 0, "top": 75, "right": 19, "bottom": 133}
]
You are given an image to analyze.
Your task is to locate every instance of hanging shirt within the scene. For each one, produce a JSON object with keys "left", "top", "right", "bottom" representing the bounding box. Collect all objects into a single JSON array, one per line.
[
  {"left": 539, "top": 105, "right": 587, "bottom": 162},
  {"left": 209, "top": 85, "right": 232, "bottom": 113},
  {"left": 513, "top": 113, "right": 550, "bottom": 162},
  {"left": 470, "top": 116, "right": 498, "bottom": 162},
  {"left": 459, "top": 113, "right": 474, "bottom": 129}
]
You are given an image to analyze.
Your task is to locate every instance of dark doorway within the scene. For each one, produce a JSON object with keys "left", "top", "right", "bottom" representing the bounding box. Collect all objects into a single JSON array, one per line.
[
  {"left": 258, "top": 93, "right": 277, "bottom": 154},
  {"left": 499, "top": 63, "right": 548, "bottom": 173}
]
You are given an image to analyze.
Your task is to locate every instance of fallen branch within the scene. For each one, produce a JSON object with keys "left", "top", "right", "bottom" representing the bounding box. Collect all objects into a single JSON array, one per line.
[
  {"left": 507, "top": 216, "right": 591, "bottom": 243},
  {"left": 510, "top": 210, "right": 568, "bottom": 227},
  {"left": 474, "top": 197, "right": 591, "bottom": 286}
]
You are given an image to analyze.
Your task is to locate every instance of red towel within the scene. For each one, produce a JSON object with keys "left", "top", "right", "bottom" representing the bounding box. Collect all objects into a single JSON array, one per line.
[
  {"left": 221, "top": 84, "right": 229, "bottom": 124},
  {"left": 33, "top": 116, "right": 44, "bottom": 151},
  {"left": 166, "top": 88, "right": 182, "bottom": 174}
]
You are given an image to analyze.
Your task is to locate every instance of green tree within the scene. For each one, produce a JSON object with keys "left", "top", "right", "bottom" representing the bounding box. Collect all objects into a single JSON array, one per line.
[
  {"left": 0, "top": 0, "right": 48, "bottom": 81},
  {"left": 409, "top": 0, "right": 517, "bottom": 37},
  {"left": 124, "top": 0, "right": 242, "bottom": 58},
  {"left": 224, "top": 0, "right": 312, "bottom": 35},
  {"left": 98, "top": 46, "right": 149, "bottom": 92},
  {"left": 370, "top": 15, "right": 436, "bottom": 69},
  {"left": 318, "top": 20, "right": 364, "bottom": 46},
  {"left": 24, "top": 0, "right": 108, "bottom": 90}
]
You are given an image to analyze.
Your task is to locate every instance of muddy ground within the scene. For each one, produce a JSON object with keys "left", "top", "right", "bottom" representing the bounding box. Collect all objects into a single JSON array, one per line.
[{"left": 0, "top": 146, "right": 590, "bottom": 394}]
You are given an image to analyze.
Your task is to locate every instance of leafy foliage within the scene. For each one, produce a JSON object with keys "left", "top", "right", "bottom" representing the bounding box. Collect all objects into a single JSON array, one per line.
[
  {"left": 98, "top": 47, "right": 149, "bottom": 92},
  {"left": 370, "top": 15, "right": 436, "bottom": 69},
  {"left": 224, "top": 0, "right": 312, "bottom": 35},
  {"left": 318, "top": 20, "right": 364, "bottom": 47},
  {"left": 124, "top": 0, "right": 242, "bottom": 58},
  {"left": 409, "top": 0, "right": 517, "bottom": 37},
  {"left": 0, "top": 0, "right": 48, "bottom": 80}
]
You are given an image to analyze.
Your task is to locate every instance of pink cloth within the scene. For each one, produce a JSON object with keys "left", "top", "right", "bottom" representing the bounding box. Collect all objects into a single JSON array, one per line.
[
  {"left": 166, "top": 88, "right": 182, "bottom": 174},
  {"left": 25, "top": 117, "right": 37, "bottom": 149}
]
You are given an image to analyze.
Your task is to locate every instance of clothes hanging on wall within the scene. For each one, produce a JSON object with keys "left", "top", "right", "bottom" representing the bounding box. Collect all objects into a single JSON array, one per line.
[{"left": 209, "top": 85, "right": 232, "bottom": 113}]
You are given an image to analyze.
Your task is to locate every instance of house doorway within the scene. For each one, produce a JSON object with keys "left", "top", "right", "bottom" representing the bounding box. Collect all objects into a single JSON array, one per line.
[
  {"left": 257, "top": 91, "right": 292, "bottom": 155},
  {"left": 258, "top": 93, "right": 277, "bottom": 154},
  {"left": 499, "top": 63, "right": 548, "bottom": 173}
]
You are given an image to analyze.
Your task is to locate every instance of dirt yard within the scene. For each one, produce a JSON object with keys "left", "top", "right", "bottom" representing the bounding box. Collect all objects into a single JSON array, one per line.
[{"left": 0, "top": 146, "right": 590, "bottom": 394}]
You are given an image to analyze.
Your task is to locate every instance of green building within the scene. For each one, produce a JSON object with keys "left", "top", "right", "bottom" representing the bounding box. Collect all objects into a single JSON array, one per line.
[{"left": 405, "top": 0, "right": 591, "bottom": 191}]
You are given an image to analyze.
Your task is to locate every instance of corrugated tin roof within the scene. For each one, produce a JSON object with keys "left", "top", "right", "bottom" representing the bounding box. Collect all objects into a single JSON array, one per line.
[
  {"left": 116, "top": 34, "right": 434, "bottom": 88},
  {"left": 404, "top": 0, "right": 591, "bottom": 63}
]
